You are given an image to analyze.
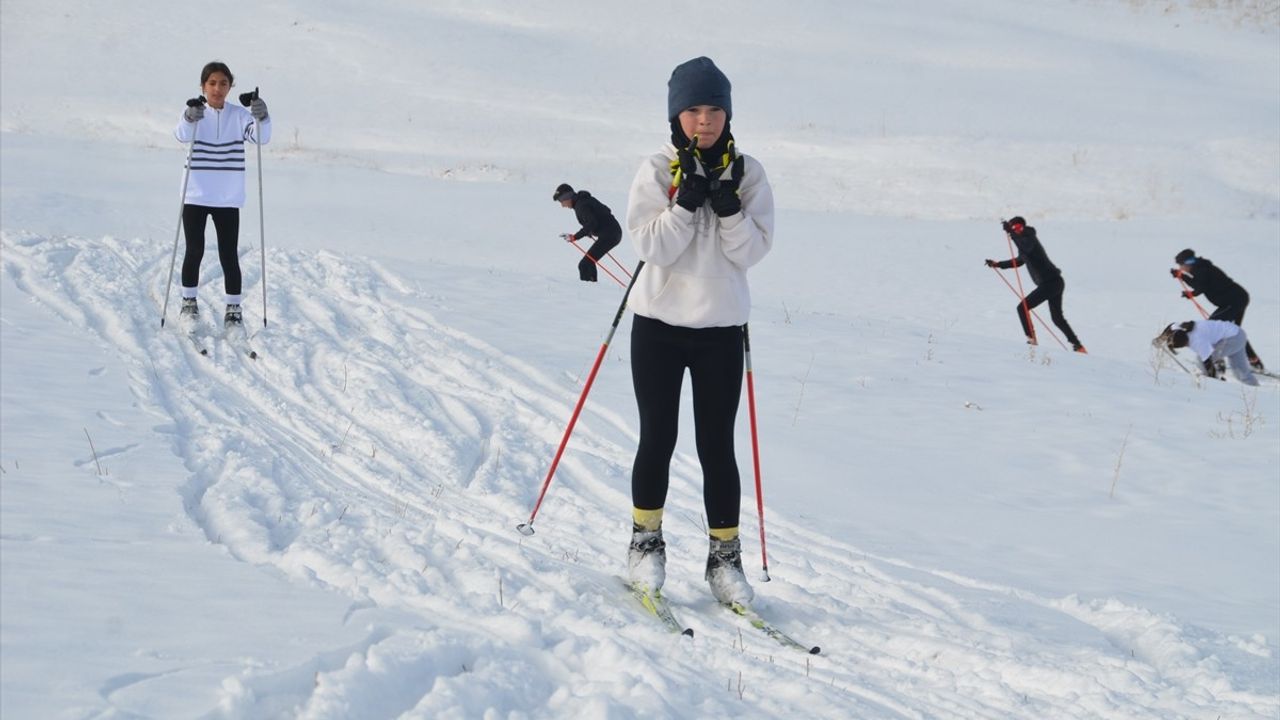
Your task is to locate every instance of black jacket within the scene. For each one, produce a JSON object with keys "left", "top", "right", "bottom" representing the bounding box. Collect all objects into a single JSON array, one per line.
[
  {"left": 996, "top": 226, "right": 1061, "bottom": 286},
  {"left": 571, "top": 191, "right": 621, "bottom": 243},
  {"left": 1181, "top": 258, "right": 1247, "bottom": 308}
]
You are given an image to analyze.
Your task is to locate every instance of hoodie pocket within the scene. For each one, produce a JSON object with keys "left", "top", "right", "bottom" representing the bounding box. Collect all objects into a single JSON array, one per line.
[{"left": 648, "top": 271, "right": 738, "bottom": 324}]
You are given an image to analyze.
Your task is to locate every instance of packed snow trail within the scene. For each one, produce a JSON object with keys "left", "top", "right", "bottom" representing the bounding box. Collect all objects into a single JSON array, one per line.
[{"left": 3, "top": 231, "right": 1275, "bottom": 719}]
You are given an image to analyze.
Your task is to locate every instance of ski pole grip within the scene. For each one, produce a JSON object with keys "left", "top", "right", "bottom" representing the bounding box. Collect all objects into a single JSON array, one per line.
[{"left": 186, "top": 96, "right": 207, "bottom": 107}]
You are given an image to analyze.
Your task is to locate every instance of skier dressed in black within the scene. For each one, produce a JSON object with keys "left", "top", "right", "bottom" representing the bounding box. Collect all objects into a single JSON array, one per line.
[
  {"left": 554, "top": 184, "right": 622, "bottom": 282},
  {"left": 1172, "top": 248, "right": 1265, "bottom": 371},
  {"left": 985, "top": 216, "right": 1086, "bottom": 353}
]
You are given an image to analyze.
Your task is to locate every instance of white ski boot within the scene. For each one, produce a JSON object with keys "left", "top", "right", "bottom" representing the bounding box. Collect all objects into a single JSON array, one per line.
[
  {"left": 626, "top": 526, "right": 666, "bottom": 592},
  {"left": 224, "top": 303, "right": 243, "bottom": 328},
  {"left": 706, "top": 536, "right": 754, "bottom": 606},
  {"left": 178, "top": 298, "right": 199, "bottom": 330}
]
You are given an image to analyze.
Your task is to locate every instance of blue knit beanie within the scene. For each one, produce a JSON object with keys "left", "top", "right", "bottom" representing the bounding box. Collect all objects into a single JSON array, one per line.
[{"left": 667, "top": 57, "right": 732, "bottom": 121}]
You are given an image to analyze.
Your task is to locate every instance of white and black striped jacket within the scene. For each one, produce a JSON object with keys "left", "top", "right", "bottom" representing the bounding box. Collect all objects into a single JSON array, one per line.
[{"left": 173, "top": 103, "right": 271, "bottom": 208}]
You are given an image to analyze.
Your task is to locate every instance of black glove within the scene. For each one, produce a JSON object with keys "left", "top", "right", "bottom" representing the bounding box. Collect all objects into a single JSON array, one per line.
[
  {"left": 183, "top": 97, "right": 206, "bottom": 123},
  {"left": 1169, "top": 268, "right": 1180, "bottom": 278},
  {"left": 674, "top": 148, "right": 708, "bottom": 211},
  {"left": 1001, "top": 219, "right": 1012, "bottom": 233},
  {"left": 985, "top": 259, "right": 999, "bottom": 268},
  {"left": 709, "top": 156, "right": 745, "bottom": 217}
]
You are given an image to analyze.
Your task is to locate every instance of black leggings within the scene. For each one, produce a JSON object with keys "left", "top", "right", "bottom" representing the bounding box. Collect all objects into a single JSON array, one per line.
[
  {"left": 182, "top": 205, "right": 241, "bottom": 295},
  {"left": 1016, "top": 275, "right": 1081, "bottom": 346},
  {"left": 630, "top": 315, "right": 743, "bottom": 530}
]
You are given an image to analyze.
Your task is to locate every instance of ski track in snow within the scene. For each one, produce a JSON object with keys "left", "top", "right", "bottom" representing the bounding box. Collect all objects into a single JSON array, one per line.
[{"left": 3, "top": 231, "right": 1275, "bottom": 719}]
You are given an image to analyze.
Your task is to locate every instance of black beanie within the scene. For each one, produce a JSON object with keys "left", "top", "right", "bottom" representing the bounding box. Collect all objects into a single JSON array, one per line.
[
  {"left": 1008, "top": 216, "right": 1027, "bottom": 227},
  {"left": 1175, "top": 248, "right": 1196, "bottom": 264},
  {"left": 554, "top": 183, "right": 574, "bottom": 202},
  {"left": 667, "top": 57, "right": 732, "bottom": 121}
]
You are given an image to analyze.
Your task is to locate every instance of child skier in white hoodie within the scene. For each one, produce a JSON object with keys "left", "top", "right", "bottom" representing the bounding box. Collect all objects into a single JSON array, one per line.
[
  {"left": 1163, "top": 319, "right": 1260, "bottom": 386},
  {"left": 624, "top": 57, "right": 775, "bottom": 606}
]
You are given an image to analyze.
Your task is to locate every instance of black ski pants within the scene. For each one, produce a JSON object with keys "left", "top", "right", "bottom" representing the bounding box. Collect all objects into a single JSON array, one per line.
[
  {"left": 578, "top": 232, "right": 622, "bottom": 282},
  {"left": 182, "top": 204, "right": 241, "bottom": 296},
  {"left": 1208, "top": 295, "right": 1260, "bottom": 362},
  {"left": 630, "top": 315, "right": 743, "bottom": 530},
  {"left": 1016, "top": 275, "right": 1081, "bottom": 347}
]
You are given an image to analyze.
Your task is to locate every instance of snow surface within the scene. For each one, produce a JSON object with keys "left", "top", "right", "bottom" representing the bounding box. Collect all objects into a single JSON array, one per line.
[{"left": 2, "top": 1, "right": 1279, "bottom": 718}]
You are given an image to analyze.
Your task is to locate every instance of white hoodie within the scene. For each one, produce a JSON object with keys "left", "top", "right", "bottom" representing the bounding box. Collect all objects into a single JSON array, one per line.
[
  {"left": 1185, "top": 318, "right": 1242, "bottom": 361},
  {"left": 174, "top": 103, "right": 271, "bottom": 208},
  {"left": 626, "top": 144, "right": 774, "bottom": 328}
]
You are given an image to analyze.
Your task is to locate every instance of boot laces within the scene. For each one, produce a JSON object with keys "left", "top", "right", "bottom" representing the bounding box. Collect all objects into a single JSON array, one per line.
[{"left": 629, "top": 529, "right": 665, "bottom": 555}]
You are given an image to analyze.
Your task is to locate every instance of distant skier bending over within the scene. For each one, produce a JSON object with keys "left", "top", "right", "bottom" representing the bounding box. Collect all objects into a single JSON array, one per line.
[
  {"left": 985, "top": 216, "right": 1086, "bottom": 353},
  {"left": 1157, "top": 320, "right": 1260, "bottom": 386},
  {"left": 1171, "top": 248, "right": 1265, "bottom": 372},
  {"left": 554, "top": 184, "right": 622, "bottom": 282}
]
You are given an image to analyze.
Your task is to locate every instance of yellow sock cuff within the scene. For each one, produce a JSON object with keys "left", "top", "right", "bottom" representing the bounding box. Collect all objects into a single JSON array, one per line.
[
  {"left": 709, "top": 526, "right": 739, "bottom": 542},
  {"left": 632, "top": 507, "right": 664, "bottom": 531}
]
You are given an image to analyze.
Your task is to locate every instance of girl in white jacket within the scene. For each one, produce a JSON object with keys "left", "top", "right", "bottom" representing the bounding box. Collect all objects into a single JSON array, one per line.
[
  {"left": 1165, "top": 319, "right": 1260, "bottom": 386},
  {"left": 624, "top": 57, "right": 774, "bottom": 606},
  {"left": 173, "top": 61, "right": 271, "bottom": 327}
]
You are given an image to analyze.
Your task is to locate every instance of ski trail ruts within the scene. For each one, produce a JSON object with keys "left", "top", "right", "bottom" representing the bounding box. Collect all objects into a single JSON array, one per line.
[
  {"left": 753, "top": 517, "right": 1277, "bottom": 719},
  {"left": 4, "top": 234, "right": 921, "bottom": 717},
  {"left": 0, "top": 235, "right": 1132, "bottom": 719},
  {"left": 253, "top": 247, "right": 704, "bottom": 529},
  {"left": 228, "top": 250, "right": 1272, "bottom": 718},
  {"left": 7, "top": 233, "right": 1273, "bottom": 719},
  {"left": 0, "top": 235, "right": 812, "bottom": 715}
]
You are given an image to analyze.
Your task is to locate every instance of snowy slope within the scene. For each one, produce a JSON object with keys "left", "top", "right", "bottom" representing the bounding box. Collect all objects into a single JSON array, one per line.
[{"left": 3, "top": 1, "right": 1279, "bottom": 718}]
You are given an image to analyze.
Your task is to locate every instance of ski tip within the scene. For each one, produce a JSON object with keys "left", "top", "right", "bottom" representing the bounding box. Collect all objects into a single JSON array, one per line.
[{"left": 681, "top": 628, "right": 695, "bottom": 638}]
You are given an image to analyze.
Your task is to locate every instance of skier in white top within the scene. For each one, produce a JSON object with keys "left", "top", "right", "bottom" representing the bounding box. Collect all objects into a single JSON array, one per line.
[
  {"left": 1161, "top": 319, "right": 1260, "bottom": 386},
  {"left": 173, "top": 61, "right": 271, "bottom": 328},
  {"left": 623, "top": 56, "right": 774, "bottom": 607}
]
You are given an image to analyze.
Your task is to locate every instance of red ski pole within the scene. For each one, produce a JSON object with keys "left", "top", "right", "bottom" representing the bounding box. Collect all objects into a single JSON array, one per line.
[
  {"left": 742, "top": 323, "right": 770, "bottom": 581},
  {"left": 517, "top": 261, "right": 645, "bottom": 536},
  {"left": 1005, "top": 232, "right": 1037, "bottom": 346},
  {"left": 566, "top": 237, "right": 627, "bottom": 289},
  {"left": 605, "top": 251, "right": 633, "bottom": 279},
  {"left": 1173, "top": 270, "right": 1210, "bottom": 319},
  {"left": 988, "top": 266, "right": 1068, "bottom": 349}
]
